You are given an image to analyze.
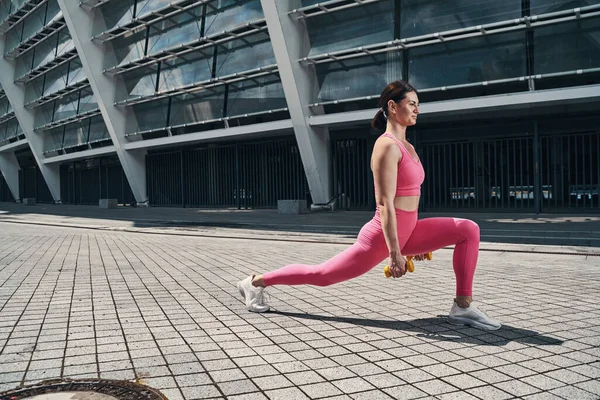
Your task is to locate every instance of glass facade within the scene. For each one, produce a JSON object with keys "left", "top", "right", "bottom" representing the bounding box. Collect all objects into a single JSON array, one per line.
[
  {"left": 0, "top": 82, "right": 22, "bottom": 146},
  {"left": 102, "top": 0, "right": 283, "bottom": 136},
  {"left": 1, "top": 0, "right": 599, "bottom": 211},
  {"left": 0, "top": 0, "right": 112, "bottom": 154},
  {"left": 307, "top": 0, "right": 600, "bottom": 105}
]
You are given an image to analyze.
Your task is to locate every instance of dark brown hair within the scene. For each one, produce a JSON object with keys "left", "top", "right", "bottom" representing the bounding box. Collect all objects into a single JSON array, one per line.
[{"left": 371, "top": 80, "right": 419, "bottom": 130}]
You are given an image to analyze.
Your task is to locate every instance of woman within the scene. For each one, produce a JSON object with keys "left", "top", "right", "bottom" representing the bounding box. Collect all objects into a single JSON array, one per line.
[{"left": 237, "top": 80, "right": 500, "bottom": 331}]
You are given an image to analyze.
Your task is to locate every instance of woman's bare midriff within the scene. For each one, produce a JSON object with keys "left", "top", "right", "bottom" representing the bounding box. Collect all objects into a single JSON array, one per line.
[{"left": 394, "top": 195, "right": 420, "bottom": 212}]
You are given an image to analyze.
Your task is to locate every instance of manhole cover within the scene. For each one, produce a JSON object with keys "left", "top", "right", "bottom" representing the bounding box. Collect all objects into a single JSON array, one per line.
[{"left": 0, "top": 379, "right": 167, "bottom": 400}]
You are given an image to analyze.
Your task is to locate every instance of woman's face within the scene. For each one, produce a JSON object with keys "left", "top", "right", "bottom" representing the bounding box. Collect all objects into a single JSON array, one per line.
[{"left": 388, "top": 91, "right": 419, "bottom": 126}]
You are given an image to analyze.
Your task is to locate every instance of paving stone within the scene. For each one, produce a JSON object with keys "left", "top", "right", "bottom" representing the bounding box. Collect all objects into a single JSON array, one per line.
[
  {"left": 180, "top": 384, "right": 222, "bottom": 399},
  {"left": 494, "top": 380, "right": 542, "bottom": 397},
  {"left": 316, "top": 366, "right": 356, "bottom": 380},
  {"left": 331, "top": 377, "right": 375, "bottom": 394},
  {"left": 209, "top": 368, "right": 247, "bottom": 383},
  {"left": 264, "top": 387, "right": 310, "bottom": 400},
  {"left": 383, "top": 384, "right": 428, "bottom": 400},
  {"left": 252, "top": 375, "right": 294, "bottom": 391},
  {"left": 466, "top": 385, "right": 513, "bottom": 400}
]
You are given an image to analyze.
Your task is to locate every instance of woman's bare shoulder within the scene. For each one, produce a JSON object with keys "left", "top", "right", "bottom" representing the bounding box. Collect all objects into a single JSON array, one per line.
[{"left": 373, "top": 135, "right": 401, "bottom": 157}]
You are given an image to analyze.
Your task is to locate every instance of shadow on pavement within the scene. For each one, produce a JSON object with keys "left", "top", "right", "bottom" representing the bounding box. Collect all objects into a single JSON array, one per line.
[{"left": 270, "top": 310, "right": 564, "bottom": 347}]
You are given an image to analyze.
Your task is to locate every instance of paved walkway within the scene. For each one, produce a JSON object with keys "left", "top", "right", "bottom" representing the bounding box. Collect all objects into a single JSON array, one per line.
[{"left": 0, "top": 210, "right": 599, "bottom": 399}]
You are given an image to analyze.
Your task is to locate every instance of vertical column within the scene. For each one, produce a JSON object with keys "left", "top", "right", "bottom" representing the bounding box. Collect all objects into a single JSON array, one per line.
[
  {"left": 533, "top": 120, "right": 542, "bottom": 214},
  {"left": 56, "top": 0, "right": 148, "bottom": 205},
  {"left": 260, "top": 0, "right": 332, "bottom": 205},
  {"left": 0, "top": 39, "right": 61, "bottom": 202},
  {"left": 0, "top": 151, "right": 20, "bottom": 201}
]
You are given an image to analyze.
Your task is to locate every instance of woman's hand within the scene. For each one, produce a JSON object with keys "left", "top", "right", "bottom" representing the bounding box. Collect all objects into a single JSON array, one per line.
[
  {"left": 388, "top": 249, "right": 407, "bottom": 278},
  {"left": 413, "top": 254, "right": 425, "bottom": 261}
]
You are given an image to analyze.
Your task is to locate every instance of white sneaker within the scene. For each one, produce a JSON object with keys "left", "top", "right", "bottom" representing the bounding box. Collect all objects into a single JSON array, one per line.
[
  {"left": 237, "top": 275, "right": 270, "bottom": 313},
  {"left": 448, "top": 301, "right": 501, "bottom": 331}
]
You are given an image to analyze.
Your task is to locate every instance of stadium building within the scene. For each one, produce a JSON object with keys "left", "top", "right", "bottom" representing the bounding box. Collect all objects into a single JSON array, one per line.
[{"left": 0, "top": 0, "right": 599, "bottom": 213}]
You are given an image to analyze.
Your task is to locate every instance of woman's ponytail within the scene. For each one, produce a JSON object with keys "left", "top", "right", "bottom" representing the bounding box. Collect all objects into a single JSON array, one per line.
[{"left": 371, "top": 108, "right": 387, "bottom": 130}]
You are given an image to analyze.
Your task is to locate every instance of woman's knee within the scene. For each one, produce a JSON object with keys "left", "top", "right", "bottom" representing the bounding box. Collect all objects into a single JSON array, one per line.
[{"left": 458, "top": 219, "right": 480, "bottom": 239}]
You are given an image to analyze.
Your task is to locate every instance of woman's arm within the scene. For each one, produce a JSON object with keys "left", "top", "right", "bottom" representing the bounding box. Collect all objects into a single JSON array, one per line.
[{"left": 372, "top": 138, "right": 406, "bottom": 277}]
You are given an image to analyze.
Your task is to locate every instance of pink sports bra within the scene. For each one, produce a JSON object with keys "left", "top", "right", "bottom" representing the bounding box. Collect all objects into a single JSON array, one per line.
[{"left": 376, "top": 133, "right": 425, "bottom": 196}]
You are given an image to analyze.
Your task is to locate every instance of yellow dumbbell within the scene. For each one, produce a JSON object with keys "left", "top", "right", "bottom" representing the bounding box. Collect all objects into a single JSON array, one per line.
[{"left": 384, "top": 252, "right": 432, "bottom": 277}]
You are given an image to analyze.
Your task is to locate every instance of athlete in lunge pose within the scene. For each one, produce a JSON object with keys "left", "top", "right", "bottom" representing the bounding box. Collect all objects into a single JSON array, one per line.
[{"left": 237, "top": 80, "right": 501, "bottom": 331}]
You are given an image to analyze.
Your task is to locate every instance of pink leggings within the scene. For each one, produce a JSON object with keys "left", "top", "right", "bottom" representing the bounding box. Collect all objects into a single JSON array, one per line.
[{"left": 263, "top": 209, "right": 480, "bottom": 296}]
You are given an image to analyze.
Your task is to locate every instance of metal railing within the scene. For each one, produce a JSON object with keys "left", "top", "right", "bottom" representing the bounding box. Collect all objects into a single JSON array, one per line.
[
  {"left": 289, "top": 0, "right": 382, "bottom": 19},
  {"left": 301, "top": 5, "right": 600, "bottom": 66},
  {"left": 15, "top": 45, "right": 78, "bottom": 84},
  {"left": 35, "top": 108, "right": 101, "bottom": 131},
  {"left": 60, "top": 160, "right": 135, "bottom": 205},
  {"left": 0, "top": 0, "right": 46, "bottom": 33},
  {"left": 104, "top": 18, "right": 267, "bottom": 75},
  {"left": 4, "top": 15, "right": 66, "bottom": 59},
  {"left": 331, "top": 129, "right": 600, "bottom": 212},
  {"left": 147, "top": 138, "right": 309, "bottom": 208},
  {"left": 125, "top": 106, "right": 289, "bottom": 138},
  {"left": 115, "top": 64, "right": 278, "bottom": 107},
  {"left": 18, "top": 165, "right": 54, "bottom": 203},
  {"left": 308, "top": 67, "right": 600, "bottom": 108},
  {"left": 24, "top": 80, "right": 89, "bottom": 108},
  {"left": 92, "top": 0, "right": 206, "bottom": 42}
]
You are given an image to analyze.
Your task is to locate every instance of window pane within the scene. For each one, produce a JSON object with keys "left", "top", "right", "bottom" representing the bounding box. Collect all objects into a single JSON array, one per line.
[
  {"left": 136, "top": 0, "right": 173, "bottom": 18},
  {"left": 78, "top": 90, "right": 99, "bottom": 114},
  {"left": 316, "top": 52, "right": 402, "bottom": 102},
  {"left": 21, "top": 5, "right": 46, "bottom": 44},
  {"left": 15, "top": 51, "right": 35, "bottom": 79},
  {"left": 45, "top": 127, "right": 64, "bottom": 151},
  {"left": 157, "top": 50, "right": 213, "bottom": 92},
  {"left": 147, "top": 8, "right": 203, "bottom": 56},
  {"left": 227, "top": 76, "right": 286, "bottom": 117},
  {"left": 0, "top": 3, "right": 10, "bottom": 24},
  {"left": 62, "top": 121, "right": 88, "bottom": 148},
  {"left": 53, "top": 92, "right": 79, "bottom": 122},
  {"left": 25, "top": 74, "right": 45, "bottom": 104},
  {"left": 56, "top": 29, "right": 74, "bottom": 57},
  {"left": 45, "top": 0, "right": 61, "bottom": 25},
  {"left": 409, "top": 32, "right": 526, "bottom": 89},
  {"left": 401, "top": 0, "right": 522, "bottom": 38},
  {"left": 306, "top": 1, "right": 394, "bottom": 56},
  {"left": 204, "top": 0, "right": 264, "bottom": 37},
  {"left": 5, "top": 27, "right": 21, "bottom": 55},
  {"left": 530, "top": 0, "right": 598, "bottom": 15},
  {"left": 97, "top": 0, "right": 135, "bottom": 35},
  {"left": 0, "top": 97, "right": 10, "bottom": 116},
  {"left": 534, "top": 18, "right": 600, "bottom": 74},
  {"left": 43, "top": 64, "right": 68, "bottom": 96},
  {"left": 132, "top": 99, "right": 169, "bottom": 132},
  {"left": 122, "top": 65, "right": 159, "bottom": 99},
  {"left": 32, "top": 31, "right": 60, "bottom": 71},
  {"left": 111, "top": 30, "right": 146, "bottom": 68},
  {"left": 36, "top": 100, "right": 56, "bottom": 128},
  {"left": 67, "top": 59, "right": 86, "bottom": 86},
  {"left": 88, "top": 116, "right": 110, "bottom": 142},
  {"left": 6, "top": 120, "right": 21, "bottom": 140},
  {"left": 214, "top": 33, "right": 275, "bottom": 77},
  {"left": 169, "top": 87, "right": 226, "bottom": 126}
]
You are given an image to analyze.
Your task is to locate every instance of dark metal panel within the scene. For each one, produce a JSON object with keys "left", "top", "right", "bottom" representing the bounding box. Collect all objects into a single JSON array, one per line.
[
  {"left": 0, "top": 173, "right": 15, "bottom": 202},
  {"left": 147, "top": 151, "right": 182, "bottom": 207},
  {"left": 332, "top": 137, "right": 374, "bottom": 210},
  {"left": 540, "top": 132, "right": 600, "bottom": 211}
]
